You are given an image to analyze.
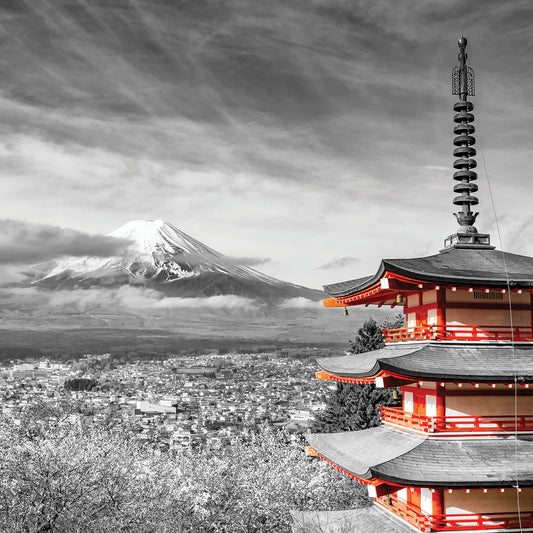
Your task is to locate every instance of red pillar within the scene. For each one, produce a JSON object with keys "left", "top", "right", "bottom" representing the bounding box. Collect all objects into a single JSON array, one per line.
[
  {"left": 436, "top": 288, "right": 446, "bottom": 330},
  {"left": 433, "top": 489, "right": 445, "bottom": 528},
  {"left": 530, "top": 292, "right": 533, "bottom": 334},
  {"left": 436, "top": 382, "right": 446, "bottom": 418}
]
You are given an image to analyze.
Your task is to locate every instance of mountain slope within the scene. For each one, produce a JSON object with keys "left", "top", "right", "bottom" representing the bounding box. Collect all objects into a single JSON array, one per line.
[{"left": 34, "top": 220, "right": 323, "bottom": 303}]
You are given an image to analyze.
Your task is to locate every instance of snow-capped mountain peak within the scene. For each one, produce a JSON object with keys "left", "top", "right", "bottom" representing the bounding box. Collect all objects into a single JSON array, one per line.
[
  {"left": 109, "top": 219, "right": 220, "bottom": 259},
  {"left": 34, "top": 219, "right": 322, "bottom": 302}
]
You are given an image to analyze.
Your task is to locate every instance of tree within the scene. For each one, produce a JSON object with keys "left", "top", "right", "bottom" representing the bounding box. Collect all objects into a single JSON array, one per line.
[
  {"left": 380, "top": 311, "right": 406, "bottom": 332},
  {"left": 312, "top": 382, "right": 394, "bottom": 432},
  {"left": 64, "top": 378, "right": 97, "bottom": 391},
  {"left": 0, "top": 402, "right": 369, "bottom": 533},
  {"left": 348, "top": 318, "right": 384, "bottom": 354},
  {"left": 312, "top": 317, "right": 401, "bottom": 433}
]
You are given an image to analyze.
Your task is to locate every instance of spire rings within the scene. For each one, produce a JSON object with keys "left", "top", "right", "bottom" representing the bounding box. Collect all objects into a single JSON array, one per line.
[
  {"left": 454, "top": 123, "right": 475, "bottom": 135},
  {"left": 453, "top": 158, "right": 477, "bottom": 169}
]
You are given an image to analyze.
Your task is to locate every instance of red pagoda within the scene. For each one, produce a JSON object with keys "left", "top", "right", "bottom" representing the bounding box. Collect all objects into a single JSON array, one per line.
[{"left": 303, "top": 37, "right": 533, "bottom": 532}]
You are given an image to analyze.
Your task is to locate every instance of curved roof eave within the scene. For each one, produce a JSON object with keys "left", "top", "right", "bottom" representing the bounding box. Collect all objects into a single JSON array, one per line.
[
  {"left": 323, "top": 249, "right": 533, "bottom": 298},
  {"left": 307, "top": 427, "right": 533, "bottom": 488},
  {"left": 306, "top": 427, "right": 424, "bottom": 481},
  {"left": 323, "top": 264, "right": 386, "bottom": 298},
  {"left": 317, "top": 342, "right": 533, "bottom": 382}
]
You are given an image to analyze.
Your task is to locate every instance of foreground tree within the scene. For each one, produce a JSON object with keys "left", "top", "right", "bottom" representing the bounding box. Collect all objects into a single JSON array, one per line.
[
  {"left": 0, "top": 401, "right": 368, "bottom": 533},
  {"left": 312, "top": 316, "right": 403, "bottom": 433}
]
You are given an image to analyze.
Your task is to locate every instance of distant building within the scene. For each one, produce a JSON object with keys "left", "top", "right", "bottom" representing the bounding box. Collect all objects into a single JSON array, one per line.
[{"left": 135, "top": 400, "right": 176, "bottom": 415}]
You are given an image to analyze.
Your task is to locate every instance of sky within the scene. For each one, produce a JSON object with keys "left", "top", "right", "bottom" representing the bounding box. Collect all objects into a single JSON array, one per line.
[{"left": 2, "top": 0, "right": 533, "bottom": 289}]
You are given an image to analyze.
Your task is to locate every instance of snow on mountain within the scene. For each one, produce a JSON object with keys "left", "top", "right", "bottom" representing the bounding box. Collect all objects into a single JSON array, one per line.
[{"left": 35, "top": 220, "right": 322, "bottom": 302}]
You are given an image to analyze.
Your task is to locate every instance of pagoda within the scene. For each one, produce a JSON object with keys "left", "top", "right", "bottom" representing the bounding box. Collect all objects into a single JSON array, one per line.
[{"left": 303, "top": 37, "right": 533, "bottom": 532}]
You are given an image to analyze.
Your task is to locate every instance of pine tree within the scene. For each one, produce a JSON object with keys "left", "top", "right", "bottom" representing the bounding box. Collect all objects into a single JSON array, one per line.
[
  {"left": 312, "top": 317, "right": 402, "bottom": 433},
  {"left": 348, "top": 318, "right": 384, "bottom": 354}
]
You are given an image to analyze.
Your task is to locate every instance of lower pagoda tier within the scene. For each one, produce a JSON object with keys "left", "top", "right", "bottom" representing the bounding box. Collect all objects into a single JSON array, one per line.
[
  {"left": 306, "top": 426, "right": 533, "bottom": 487},
  {"left": 316, "top": 341, "right": 533, "bottom": 382},
  {"left": 293, "top": 502, "right": 533, "bottom": 532},
  {"left": 291, "top": 506, "right": 418, "bottom": 533}
]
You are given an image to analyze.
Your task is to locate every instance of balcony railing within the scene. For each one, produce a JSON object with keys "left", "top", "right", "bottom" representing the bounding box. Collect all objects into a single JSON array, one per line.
[
  {"left": 377, "top": 493, "right": 533, "bottom": 531},
  {"left": 379, "top": 406, "right": 533, "bottom": 434},
  {"left": 382, "top": 324, "right": 533, "bottom": 343}
]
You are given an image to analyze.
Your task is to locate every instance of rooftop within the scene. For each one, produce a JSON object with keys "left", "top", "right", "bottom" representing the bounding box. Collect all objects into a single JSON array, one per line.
[
  {"left": 290, "top": 506, "right": 415, "bottom": 533},
  {"left": 324, "top": 248, "right": 533, "bottom": 298},
  {"left": 316, "top": 341, "right": 533, "bottom": 382},
  {"left": 307, "top": 426, "right": 533, "bottom": 487}
]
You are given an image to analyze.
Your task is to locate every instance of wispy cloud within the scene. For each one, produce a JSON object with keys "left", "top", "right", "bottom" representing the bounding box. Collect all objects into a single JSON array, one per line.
[
  {"left": 318, "top": 256, "right": 359, "bottom": 270},
  {"left": 279, "top": 297, "right": 321, "bottom": 309},
  {"left": 1, "top": 1, "right": 533, "bottom": 289},
  {"left": 226, "top": 256, "right": 271, "bottom": 267},
  {"left": 0, "top": 220, "right": 131, "bottom": 264},
  {"left": 3, "top": 286, "right": 260, "bottom": 312},
  {"left": 175, "top": 252, "right": 270, "bottom": 268}
]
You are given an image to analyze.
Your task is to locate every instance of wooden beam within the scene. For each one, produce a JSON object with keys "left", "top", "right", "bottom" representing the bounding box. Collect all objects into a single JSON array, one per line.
[
  {"left": 367, "top": 483, "right": 402, "bottom": 498},
  {"left": 375, "top": 375, "right": 414, "bottom": 388}
]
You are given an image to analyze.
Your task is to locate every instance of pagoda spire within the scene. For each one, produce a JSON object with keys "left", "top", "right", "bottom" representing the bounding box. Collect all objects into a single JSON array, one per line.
[{"left": 443, "top": 35, "right": 493, "bottom": 250}]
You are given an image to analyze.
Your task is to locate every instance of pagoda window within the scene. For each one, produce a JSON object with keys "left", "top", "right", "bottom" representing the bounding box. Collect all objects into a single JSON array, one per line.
[
  {"left": 427, "top": 307, "right": 438, "bottom": 325},
  {"left": 420, "top": 488, "right": 433, "bottom": 515},
  {"left": 404, "top": 391, "right": 413, "bottom": 413},
  {"left": 425, "top": 394, "right": 437, "bottom": 417},
  {"left": 403, "top": 391, "right": 413, "bottom": 413},
  {"left": 397, "top": 487, "right": 408, "bottom": 503}
]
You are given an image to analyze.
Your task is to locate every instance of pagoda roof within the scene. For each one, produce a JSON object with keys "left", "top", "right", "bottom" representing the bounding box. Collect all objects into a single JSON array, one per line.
[
  {"left": 307, "top": 426, "right": 533, "bottom": 487},
  {"left": 324, "top": 248, "right": 533, "bottom": 298},
  {"left": 291, "top": 506, "right": 415, "bottom": 533},
  {"left": 317, "top": 341, "right": 533, "bottom": 382}
]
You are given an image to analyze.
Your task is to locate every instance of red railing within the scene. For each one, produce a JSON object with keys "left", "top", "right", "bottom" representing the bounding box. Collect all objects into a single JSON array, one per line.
[
  {"left": 379, "top": 406, "right": 533, "bottom": 434},
  {"left": 377, "top": 494, "right": 427, "bottom": 530},
  {"left": 382, "top": 324, "right": 533, "bottom": 343},
  {"left": 377, "top": 493, "right": 533, "bottom": 531}
]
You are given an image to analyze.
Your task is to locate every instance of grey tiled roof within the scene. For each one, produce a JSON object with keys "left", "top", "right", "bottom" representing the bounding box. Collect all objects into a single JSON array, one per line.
[
  {"left": 307, "top": 426, "right": 533, "bottom": 487},
  {"left": 291, "top": 506, "right": 417, "bottom": 533},
  {"left": 324, "top": 248, "right": 533, "bottom": 297},
  {"left": 307, "top": 427, "right": 425, "bottom": 479},
  {"left": 317, "top": 341, "right": 533, "bottom": 381}
]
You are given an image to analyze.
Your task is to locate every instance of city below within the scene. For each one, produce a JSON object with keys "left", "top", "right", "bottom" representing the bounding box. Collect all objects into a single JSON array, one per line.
[{"left": 1, "top": 349, "right": 337, "bottom": 449}]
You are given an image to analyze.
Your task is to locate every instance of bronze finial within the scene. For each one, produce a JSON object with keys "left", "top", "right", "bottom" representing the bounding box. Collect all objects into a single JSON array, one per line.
[{"left": 443, "top": 36, "right": 493, "bottom": 250}]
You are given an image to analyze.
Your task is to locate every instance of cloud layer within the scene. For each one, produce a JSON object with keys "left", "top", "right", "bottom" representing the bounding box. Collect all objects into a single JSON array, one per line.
[
  {"left": 0, "top": 219, "right": 131, "bottom": 264},
  {"left": 2, "top": 286, "right": 259, "bottom": 312},
  {"left": 175, "top": 252, "right": 270, "bottom": 268}
]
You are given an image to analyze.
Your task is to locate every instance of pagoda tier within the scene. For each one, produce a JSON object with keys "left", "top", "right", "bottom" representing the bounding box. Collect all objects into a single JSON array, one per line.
[
  {"left": 323, "top": 247, "right": 533, "bottom": 304},
  {"left": 291, "top": 506, "right": 419, "bottom": 533},
  {"left": 306, "top": 426, "right": 533, "bottom": 531},
  {"left": 307, "top": 426, "right": 533, "bottom": 488},
  {"left": 315, "top": 342, "right": 533, "bottom": 383}
]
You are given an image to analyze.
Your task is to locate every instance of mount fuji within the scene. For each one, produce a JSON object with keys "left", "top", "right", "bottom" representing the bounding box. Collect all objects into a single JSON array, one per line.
[{"left": 34, "top": 219, "right": 323, "bottom": 303}]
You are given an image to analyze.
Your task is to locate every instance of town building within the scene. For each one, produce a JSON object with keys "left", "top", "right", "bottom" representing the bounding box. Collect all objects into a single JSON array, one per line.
[{"left": 304, "top": 37, "right": 533, "bottom": 532}]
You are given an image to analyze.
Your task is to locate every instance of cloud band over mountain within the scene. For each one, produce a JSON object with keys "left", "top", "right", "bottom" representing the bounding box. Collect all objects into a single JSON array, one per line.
[{"left": 0, "top": 220, "right": 131, "bottom": 264}]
